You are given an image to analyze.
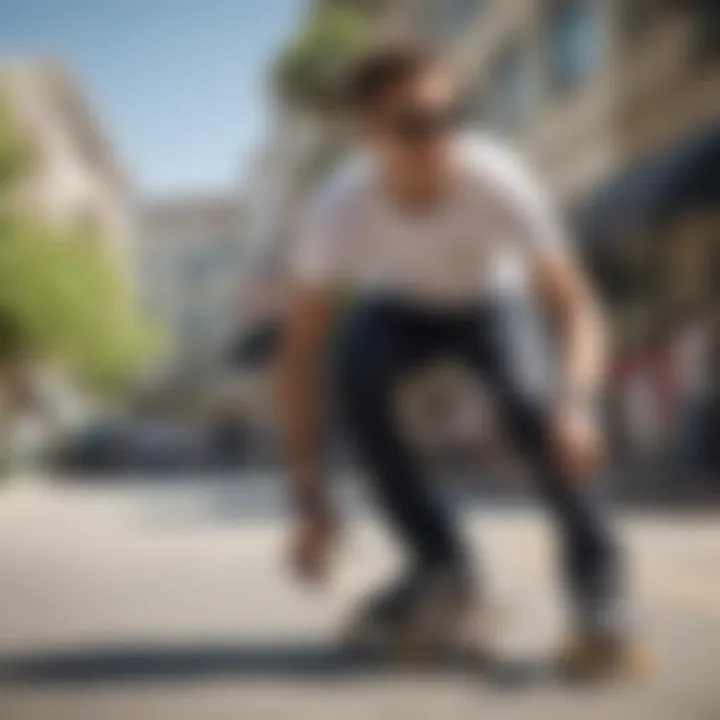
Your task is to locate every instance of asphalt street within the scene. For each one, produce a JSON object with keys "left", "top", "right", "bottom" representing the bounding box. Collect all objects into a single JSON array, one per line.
[{"left": 0, "top": 474, "right": 718, "bottom": 720}]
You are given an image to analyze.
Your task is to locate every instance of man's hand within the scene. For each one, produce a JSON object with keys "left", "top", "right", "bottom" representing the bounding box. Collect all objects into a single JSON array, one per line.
[
  {"left": 551, "top": 401, "right": 605, "bottom": 480},
  {"left": 288, "top": 498, "right": 338, "bottom": 585}
]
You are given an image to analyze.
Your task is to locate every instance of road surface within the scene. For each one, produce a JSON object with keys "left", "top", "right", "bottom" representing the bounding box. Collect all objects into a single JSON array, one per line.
[{"left": 0, "top": 474, "right": 718, "bottom": 719}]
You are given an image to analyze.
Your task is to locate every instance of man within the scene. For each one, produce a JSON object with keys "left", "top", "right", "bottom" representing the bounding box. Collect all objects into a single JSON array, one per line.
[{"left": 278, "top": 46, "right": 631, "bottom": 676}]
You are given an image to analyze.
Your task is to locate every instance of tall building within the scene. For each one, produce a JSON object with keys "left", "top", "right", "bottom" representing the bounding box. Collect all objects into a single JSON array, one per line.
[
  {"left": 137, "top": 194, "right": 245, "bottom": 364},
  {"left": 449, "top": 1, "right": 718, "bottom": 204},
  {"left": 0, "top": 59, "right": 133, "bottom": 276},
  {"left": 448, "top": 0, "right": 719, "bottom": 316}
]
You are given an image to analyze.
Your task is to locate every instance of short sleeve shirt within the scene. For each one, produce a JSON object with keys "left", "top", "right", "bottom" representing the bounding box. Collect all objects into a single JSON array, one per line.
[{"left": 291, "top": 134, "right": 569, "bottom": 305}]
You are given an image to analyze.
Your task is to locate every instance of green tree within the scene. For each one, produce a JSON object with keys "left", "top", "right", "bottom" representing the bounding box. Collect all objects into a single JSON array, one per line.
[
  {"left": 0, "top": 94, "right": 157, "bottom": 393},
  {"left": 274, "top": 5, "right": 370, "bottom": 110},
  {"left": 0, "top": 97, "right": 31, "bottom": 193}
]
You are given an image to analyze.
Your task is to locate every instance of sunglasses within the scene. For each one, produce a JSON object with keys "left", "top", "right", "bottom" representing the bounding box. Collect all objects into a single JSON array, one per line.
[{"left": 384, "top": 105, "right": 462, "bottom": 141}]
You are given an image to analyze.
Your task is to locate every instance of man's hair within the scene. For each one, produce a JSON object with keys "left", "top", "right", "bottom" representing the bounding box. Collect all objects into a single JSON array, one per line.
[{"left": 346, "top": 44, "right": 442, "bottom": 112}]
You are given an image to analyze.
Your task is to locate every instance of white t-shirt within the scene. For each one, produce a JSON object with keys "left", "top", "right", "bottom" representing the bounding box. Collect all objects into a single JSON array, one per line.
[{"left": 291, "top": 134, "right": 569, "bottom": 305}]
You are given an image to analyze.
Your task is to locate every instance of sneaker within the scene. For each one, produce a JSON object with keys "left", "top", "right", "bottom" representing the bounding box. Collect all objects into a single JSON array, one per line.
[
  {"left": 340, "top": 565, "right": 478, "bottom": 661},
  {"left": 557, "top": 634, "right": 653, "bottom": 682}
]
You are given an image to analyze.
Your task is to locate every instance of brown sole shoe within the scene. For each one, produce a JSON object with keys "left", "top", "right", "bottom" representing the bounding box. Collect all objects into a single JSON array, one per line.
[
  {"left": 558, "top": 638, "right": 655, "bottom": 683},
  {"left": 340, "top": 601, "right": 496, "bottom": 672}
]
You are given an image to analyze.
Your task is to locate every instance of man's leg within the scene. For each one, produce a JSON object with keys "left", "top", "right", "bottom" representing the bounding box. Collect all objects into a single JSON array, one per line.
[
  {"left": 334, "top": 300, "right": 467, "bottom": 571},
  {"left": 466, "top": 297, "right": 624, "bottom": 644}
]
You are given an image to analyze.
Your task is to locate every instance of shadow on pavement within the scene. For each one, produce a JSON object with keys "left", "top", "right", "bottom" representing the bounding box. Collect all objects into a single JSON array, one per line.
[{"left": 0, "top": 641, "right": 554, "bottom": 688}]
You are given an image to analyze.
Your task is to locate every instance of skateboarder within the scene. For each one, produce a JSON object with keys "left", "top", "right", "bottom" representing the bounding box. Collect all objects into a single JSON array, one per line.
[{"left": 278, "top": 44, "right": 632, "bottom": 677}]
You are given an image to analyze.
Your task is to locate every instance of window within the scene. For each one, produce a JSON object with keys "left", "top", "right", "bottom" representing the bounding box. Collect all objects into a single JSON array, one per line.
[
  {"left": 216, "top": 240, "right": 243, "bottom": 270},
  {"left": 695, "top": 0, "right": 720, "bottom": 58},
  {"left": 549, "top": 0, "right": 604, "bottom": 93},
  {"left": 487, "top": 46, "right": 534, "bottom": 134},
  {"left": 438, "top": 0, "right": 484, "bottom": 37},
  {"left": 182, "top": 311, "right": 207, "bottom": 345}
]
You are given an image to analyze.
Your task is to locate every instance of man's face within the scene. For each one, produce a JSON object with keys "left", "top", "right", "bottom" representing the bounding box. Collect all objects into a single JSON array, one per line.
[{"left": 365, "top": 68, "right": 459, "bottom": 184}]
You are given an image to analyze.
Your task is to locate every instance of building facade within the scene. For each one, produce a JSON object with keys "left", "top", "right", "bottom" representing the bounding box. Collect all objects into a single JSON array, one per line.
[
  {"left": 0, "top": 60, "right": 134, "bottom": 277},
  {"left": 446, "top": 1, "right": 718, "bottom": 320},
  {"left": 137, "top": 194, "right": 245, "bottom": 364},
  {"left": 449, "top": 1, "right": 718, "bottom": 204}
]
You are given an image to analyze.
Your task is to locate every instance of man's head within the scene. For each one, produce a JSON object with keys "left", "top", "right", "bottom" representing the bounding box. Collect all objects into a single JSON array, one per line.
[{"left": 347, "top": 45, "right": 460, "bottom": 194}]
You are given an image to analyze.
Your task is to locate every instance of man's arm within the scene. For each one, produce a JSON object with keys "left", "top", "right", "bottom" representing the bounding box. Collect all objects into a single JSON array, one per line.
[
  {"left": 533, "top": 250, "right": 609, "bottom": 478},
  {"left": 477, "top": 137, "right": 609, "bottom": 476},
  {"left": 277, "top": 284, "right": 336, "bottom": 499},
  {"left": 277, "top": 283, "right": 337, "bottom": 581},
  {"left": 535, "top": 250, "right": 609, "bottom": 406}
]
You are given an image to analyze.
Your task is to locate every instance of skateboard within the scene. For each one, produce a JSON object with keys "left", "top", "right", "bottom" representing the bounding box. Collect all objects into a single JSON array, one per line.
[
  {"left": 338, "top": 597, "right": 498, "bottom": 671},
  {"left": 338, "top": 603, "right": 653, "bottom": 683}
]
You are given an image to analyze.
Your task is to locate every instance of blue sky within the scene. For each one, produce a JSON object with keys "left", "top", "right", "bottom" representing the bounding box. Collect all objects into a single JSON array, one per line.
[{"left": 0, "top": 0, "right": 305, "bottom": 194}]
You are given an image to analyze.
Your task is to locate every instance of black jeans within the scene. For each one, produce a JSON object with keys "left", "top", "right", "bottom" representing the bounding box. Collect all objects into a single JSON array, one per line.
[{"left": 335, "top": 295, "right": 622, "bottom": 635}]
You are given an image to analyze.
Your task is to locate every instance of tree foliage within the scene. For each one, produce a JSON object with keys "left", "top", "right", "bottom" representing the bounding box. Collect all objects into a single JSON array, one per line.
[
  {"left": 274, "top": 5, "right": 370, "bottom": 110},
  {"left": 0, "top": 94, "right": 156, "bottom": 392},
  {"left": 0, "top": 98, "right": 32, "bottom": 193}
]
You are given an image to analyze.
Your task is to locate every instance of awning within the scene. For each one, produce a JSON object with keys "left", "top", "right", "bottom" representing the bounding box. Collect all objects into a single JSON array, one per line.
[{"left": 575, "top": 124, "right": 720, "bottom": 246}]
